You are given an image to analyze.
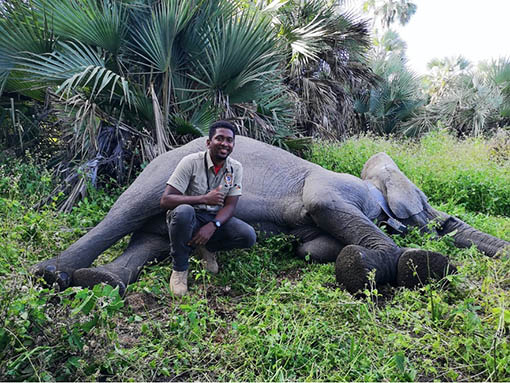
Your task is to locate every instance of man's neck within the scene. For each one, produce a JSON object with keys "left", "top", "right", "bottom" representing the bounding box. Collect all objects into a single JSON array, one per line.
[{"left": 208, "top": 150, "right": 225, "bottom": 167}]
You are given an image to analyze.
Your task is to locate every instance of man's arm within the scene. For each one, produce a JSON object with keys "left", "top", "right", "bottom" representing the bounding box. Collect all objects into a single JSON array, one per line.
[
  {"left": 160, "top": 184, "right": 225, "bottom": 210},
  {"left": 189, "top": 195, "right": 240, "bottom": 247}
]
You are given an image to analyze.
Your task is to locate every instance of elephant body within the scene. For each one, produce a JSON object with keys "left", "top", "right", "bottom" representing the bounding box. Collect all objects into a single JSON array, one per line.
[{"left": 34, "top": 137, "right": 510, "bottom": 295}]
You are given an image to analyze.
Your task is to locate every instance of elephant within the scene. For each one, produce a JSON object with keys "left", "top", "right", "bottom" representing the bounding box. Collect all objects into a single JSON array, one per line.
[{"left": 32, "top": 136, "right": 510, "bottom": 295}]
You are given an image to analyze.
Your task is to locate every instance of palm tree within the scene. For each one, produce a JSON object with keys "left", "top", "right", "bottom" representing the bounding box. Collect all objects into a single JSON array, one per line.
[
  {"left": 1, "top": 0, "right": 377, "bottom": 208},
  {"left": 258, "top": 0, "right": 377, "bottom": 138},
  {"left": 362, "top": 0, "right": 417, "bottom": 30},
  {"left": 406, "top": 57, "right": 510, "bottom": 137},
  {"left": 1, "top": 0, "right": 294, "bottom": 209},
  {"left": 354, "top": 55, "right": 423, "bottom": 135}
]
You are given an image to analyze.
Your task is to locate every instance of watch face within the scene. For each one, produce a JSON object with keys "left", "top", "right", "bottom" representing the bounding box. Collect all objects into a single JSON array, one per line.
[{"left": 215, "top": 220, "right": 221, "bottom": 228}]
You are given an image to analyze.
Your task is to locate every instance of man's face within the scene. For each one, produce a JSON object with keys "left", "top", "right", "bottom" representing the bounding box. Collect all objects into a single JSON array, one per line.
[{"left": 207, "top": 127, "right": 235, "bottom": 162}]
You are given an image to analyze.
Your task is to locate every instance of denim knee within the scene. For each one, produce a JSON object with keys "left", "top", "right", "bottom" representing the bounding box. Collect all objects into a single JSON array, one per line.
[
  {"left": 240, "top": 225, "right": 257, "bottom": 248},
  {"left": 169, "top": 204, "right": 195, "bottom": 225}
]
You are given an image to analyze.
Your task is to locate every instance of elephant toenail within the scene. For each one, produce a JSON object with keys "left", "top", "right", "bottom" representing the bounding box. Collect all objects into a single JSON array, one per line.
[{"left": 58, "top": 272, "right": 69, "bottom": 282}]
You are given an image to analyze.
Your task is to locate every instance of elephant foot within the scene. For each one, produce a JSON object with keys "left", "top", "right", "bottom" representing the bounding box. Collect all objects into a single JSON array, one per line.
[
  {"left": 335, "top": 245, "right": 370, "bottom": 294},
  {"left": 73, "top": 267, "right": 127, "bottom": 297},
  {"left": 335, "top": 245, "right": 401, "bottom": 294},
  {"left": 31, "top": 259, "right": 73, "bottom": 291},
  {"left": 396, "top": 249, "right": 455, "bottom": 288}
]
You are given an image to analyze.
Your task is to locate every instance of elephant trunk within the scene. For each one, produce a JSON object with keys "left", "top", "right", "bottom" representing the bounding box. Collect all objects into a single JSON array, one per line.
[{"left": 438, "top": 216, "right": 510, "bottom": 257}]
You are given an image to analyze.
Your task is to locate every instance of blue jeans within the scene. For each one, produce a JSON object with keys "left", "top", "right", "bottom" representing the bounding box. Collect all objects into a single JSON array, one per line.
[{"left": 166, "top": 205, "right": 257, "bottom": 271}]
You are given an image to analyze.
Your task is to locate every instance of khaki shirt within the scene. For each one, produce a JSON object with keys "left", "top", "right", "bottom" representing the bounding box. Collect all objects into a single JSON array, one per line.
[{"left": 167, "top": 150, "right": 243, "bottom": 212}]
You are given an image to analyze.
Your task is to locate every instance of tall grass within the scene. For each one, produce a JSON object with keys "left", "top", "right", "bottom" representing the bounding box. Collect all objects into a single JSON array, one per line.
[{"left": 308, "top": 129, "right": 510, "bottom": 217}]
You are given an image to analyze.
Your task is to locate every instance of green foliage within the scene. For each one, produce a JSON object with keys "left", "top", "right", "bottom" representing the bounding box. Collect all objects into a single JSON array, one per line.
[
  {"left": 409, "top": 57, "right": 510, "bottom": 137},
  {"left": 271, "top": 0, "right": 375, "bottom": 138},
  {"left": 0, "top": 0, "right": 377, "bottom": 213},
  {"left": 355, "top": 55, "right": 424, "bottom": 136},
  {"left": 309, "top": 129, "right": 510, "bottom": 216},
  {"left": 1, "top": 136, "right": 509, "bottom": 381}
]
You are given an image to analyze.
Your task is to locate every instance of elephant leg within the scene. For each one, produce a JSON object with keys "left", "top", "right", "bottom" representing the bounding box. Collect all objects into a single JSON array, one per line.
[
  {"left": 309, "top": 202, "right": 405, "bottom": 291},
  {"left": 72, "top": 230, "right": 170, "bottom": 296},
  {"left": 31, "top": 182, "right": 164, "bottom": 290},
  {"left": 335, "top": 245, "right": 453, "bottom": 294},
  {"left": 296, "top": 234, "right": 344, "bottom": 263},
  {"left": 307, "top": 200, "right": 452, "bottom": 293}
]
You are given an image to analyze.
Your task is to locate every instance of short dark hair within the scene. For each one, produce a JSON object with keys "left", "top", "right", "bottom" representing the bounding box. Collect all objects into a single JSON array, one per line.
[{"left": 208, "top": 120, "right": 237, "bottom": 139}]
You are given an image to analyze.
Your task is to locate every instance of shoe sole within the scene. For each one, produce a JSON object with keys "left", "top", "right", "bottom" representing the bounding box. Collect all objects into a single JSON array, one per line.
[
  {"left": 335, "top": 245, "right": 369, "bottom": 294},
  {"left": 73, "top": 268, "right": 126, "bottom": 296},
  {"left": 396, "top": 249, "right": 454, "bottom": 288}
]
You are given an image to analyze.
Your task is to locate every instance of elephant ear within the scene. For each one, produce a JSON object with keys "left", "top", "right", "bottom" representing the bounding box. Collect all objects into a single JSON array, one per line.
[{"left": 361, "top": 152, "right": 428, "bottom": 221}]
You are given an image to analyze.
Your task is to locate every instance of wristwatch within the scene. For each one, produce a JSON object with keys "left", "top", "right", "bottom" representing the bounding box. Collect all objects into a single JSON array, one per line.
[{"left": 213, "top": 220, "right": 221, "bottom": 228}]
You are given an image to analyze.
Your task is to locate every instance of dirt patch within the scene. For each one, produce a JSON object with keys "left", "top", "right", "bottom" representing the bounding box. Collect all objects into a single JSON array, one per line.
[
  {"left": 277, "top": 267, "right": 302, "bottom": 283},
  {"left": 117, "top": 333, "right": 139, "bottom": 348},
  {"left": 125, "top": 292, "right": 158, "bottom": 312}
]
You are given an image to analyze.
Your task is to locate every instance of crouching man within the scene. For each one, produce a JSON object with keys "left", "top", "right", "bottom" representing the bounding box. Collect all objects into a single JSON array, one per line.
[{"left": 160, "top": 121, "right": 256, "bottom": 296}]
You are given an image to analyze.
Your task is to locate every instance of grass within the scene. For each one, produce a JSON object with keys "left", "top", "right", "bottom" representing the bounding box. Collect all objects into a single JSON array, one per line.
[{"left": 0, "top": 129, "right": 509, "bottom": 381}]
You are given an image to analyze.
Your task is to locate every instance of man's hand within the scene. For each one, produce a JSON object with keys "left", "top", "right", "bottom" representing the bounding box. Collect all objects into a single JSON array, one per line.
[
  {"left": 189, "top": 222, "right": 216, "bottom": 247},
  {"left": 160, "top": 185, "right": 225, "bottom": 210},
  {"left": 203, "top": 185, "right": 224, "bottom": 206}
]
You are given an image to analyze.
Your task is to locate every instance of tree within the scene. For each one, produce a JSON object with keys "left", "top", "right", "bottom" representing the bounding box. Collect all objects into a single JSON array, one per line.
[
  {"left": 354, "top": 55, "right": 423, "bottom": 135},
  {"left": 0, "top": 0, "right": 294, "bottom": 209},
  {"left": 256, "top": 0, "right": 377, "bottom": 138},
  {"left": 1, "top": 0, "right": 377, "bottom": 208},
  {"left": 362, "top": 0, "right": 417, "bottom": 30},
  {"left": 406, "top": 57, "right": 510, "bottom": 137}
]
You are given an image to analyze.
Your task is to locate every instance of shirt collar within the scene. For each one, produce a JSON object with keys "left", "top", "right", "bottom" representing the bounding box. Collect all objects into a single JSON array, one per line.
[{"left": 205, "top": 150, "right": 228, "bottom": 171}]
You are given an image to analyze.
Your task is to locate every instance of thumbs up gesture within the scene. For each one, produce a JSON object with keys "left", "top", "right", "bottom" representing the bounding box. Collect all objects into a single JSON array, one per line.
[{"left": 204, "top": 185, "right": 224, "bottom": 205}]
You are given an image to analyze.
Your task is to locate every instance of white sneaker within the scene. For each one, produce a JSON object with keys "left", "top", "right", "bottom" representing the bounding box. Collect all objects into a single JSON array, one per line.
[
  {"left": 197, "top": 246, "right": 219, "bottom": 274},
  {"left": 169, "top": 269, "right": 188, "bottom": 297}
]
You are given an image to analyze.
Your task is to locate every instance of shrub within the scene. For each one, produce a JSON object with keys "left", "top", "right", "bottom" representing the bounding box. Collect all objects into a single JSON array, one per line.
[{"left": 307, "top": 129, "right": 510, "bottom": 217}]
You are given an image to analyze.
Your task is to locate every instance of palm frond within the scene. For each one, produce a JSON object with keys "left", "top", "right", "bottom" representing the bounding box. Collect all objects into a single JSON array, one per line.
[
  {"left": 16, "top": 41, "right": 132, "bottom": 105},
  {"left": 190, "top": 10, "right": 279, "bottom": 104},
  {"left": 286, "top": 15, "right": 328, "bottom": 71},
  {"left": 0, "top": 50, "right": 10, "bottom": 95},
  {"left": 0, "top": 0, "right": 54, "bottom": 55},
  {"left": 356, "top": 55, "right": 423, "bottom": 135},
  {"left": 487, "top": 57, "right": 510, "bottom": 117},
  {"left": 150, "top": 83, "right": 175, "bottom": 155},
  {"left": 171, "top": 103, "right": 219, "bottom": 137},
  {"left": 30, "top": 0, "right": 128, "bottom": 54},
  {"left": 131, "top": 0, "right": 197, "bottom": 73},
  {"left": 178, "top": 0, "right": 238, "bottom": 62}
]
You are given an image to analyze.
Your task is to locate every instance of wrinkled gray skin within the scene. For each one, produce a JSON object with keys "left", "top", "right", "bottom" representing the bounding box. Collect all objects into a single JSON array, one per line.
[{"left": 34, "top": 137, "right": 510, "bottom": 295}]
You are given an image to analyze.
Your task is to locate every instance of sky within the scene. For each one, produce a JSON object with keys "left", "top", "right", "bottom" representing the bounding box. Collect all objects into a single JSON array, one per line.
[{"left": 395, "top": 0, "right": 510, "bottom": 74}]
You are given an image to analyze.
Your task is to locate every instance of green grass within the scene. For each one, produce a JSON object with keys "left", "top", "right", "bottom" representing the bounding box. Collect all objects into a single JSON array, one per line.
[
  {"left": 308, "top": 129, "right": 510, "bottom": 217},
  {"left": 1, "top": 130, "right": 509, "bottom": 381}
]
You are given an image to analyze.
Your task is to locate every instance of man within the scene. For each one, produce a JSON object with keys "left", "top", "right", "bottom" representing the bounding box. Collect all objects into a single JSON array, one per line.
[{"left": 160, "top": 121, "right": 256, "bottom": 296}]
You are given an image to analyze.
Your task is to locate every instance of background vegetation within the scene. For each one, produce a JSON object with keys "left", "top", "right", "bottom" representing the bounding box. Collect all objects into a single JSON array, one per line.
[
  {"left": 1, "top": 131, "right": 509, "bottom": 381},
  {"left": 1, "top": 0, "right": 509, "bottom": 209}
]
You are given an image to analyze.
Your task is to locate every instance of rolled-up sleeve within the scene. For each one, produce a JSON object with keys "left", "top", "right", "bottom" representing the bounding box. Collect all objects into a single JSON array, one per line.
[{"left": 167, "top": 157, "right": 193, "bottom": 194}]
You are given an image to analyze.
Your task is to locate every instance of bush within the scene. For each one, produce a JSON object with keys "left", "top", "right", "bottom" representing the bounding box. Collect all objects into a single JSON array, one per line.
[{"left": 308, "top": 129, "right": 510, "bottom": 217}]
